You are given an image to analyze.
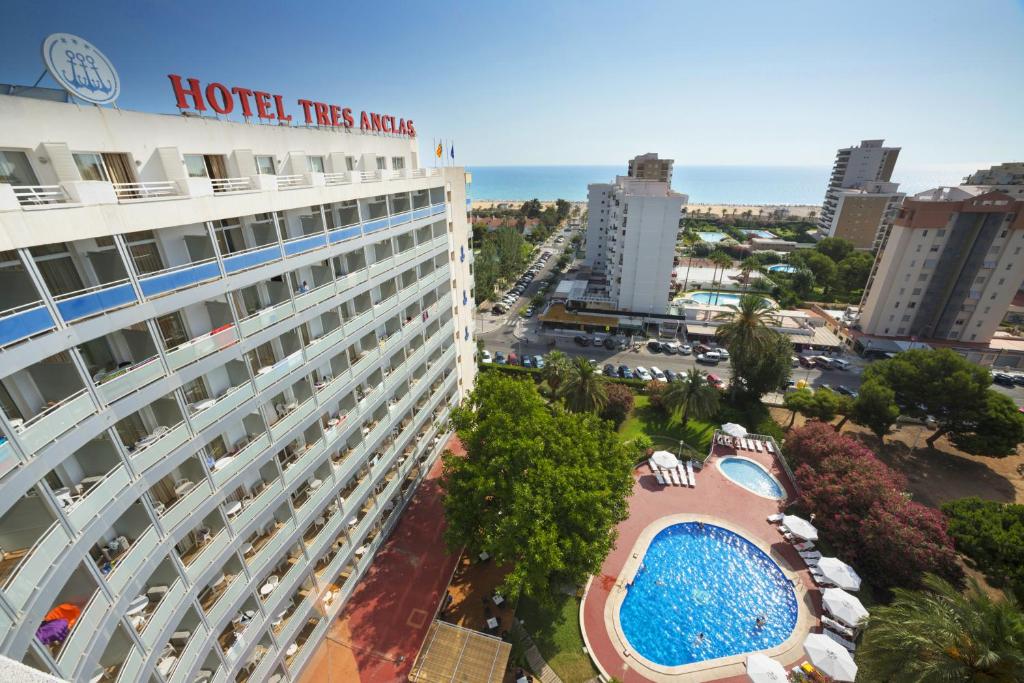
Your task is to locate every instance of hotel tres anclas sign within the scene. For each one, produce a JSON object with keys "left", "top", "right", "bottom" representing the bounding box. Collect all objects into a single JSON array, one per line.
[{"left": 168, "top": 75, "right": 415, "bottom": 137}]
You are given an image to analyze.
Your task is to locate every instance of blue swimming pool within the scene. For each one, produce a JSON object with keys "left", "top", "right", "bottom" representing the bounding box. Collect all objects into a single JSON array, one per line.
[
  {"left": 696, "top": 231, "right": 728, "bottom": 243},
  {"left": 685, "top": 291, "right": 742, "bottom": 306},
  {"left": 619, "top": 522, "right": 798, "bottom": 666},
  {"left": 718, "top": 457, "right": 785, "bottom": 499},
  {"left": 767, "top": 264, "right": 798, "bottom": 274},
  {"left": 741, "top": 229, "right": 777, "bottom": 239}
]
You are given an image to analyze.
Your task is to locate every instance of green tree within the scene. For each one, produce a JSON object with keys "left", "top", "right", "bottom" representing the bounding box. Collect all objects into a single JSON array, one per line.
[
  {"left": 864, "top": 348, "right": 1023, "bottom": 452},
  {"left": 738, "top": 256, "right": 761, "bottom": 288},
  {"left": 709, "top": 250, "right": 733, "bottom": 296},
  {"left": 663, "top": 368, "right": 719, "bottom": 428},
  {"left": 495, "top": 225, "right": 527, "bottom": 282},
  {"left": 520, "top": 198, "right": 542, "bottom": 219},
  {"left": 942, "top": 497, "right": 1024, "bottom": 602},
  {"left": 599, "top": 383, "right": 634, "bottom": 428},
  {"left": 785, "top": 386, "right": 848, "bottom": 423},
  {"left": 790, "top": 268, "right": 815, "bottom": 299},
  {"left": 782, "top": 387, "right": 815, "bottom": 428},
  {"left": 728, "top": 331, "right": 794, "bottom": 400},
  {"left": 950, "top": 391, "right": 1024, "bottom": 456},
  {"left": 816, "top": 236, "right": 854, "bottom": 263},
  {"left": 857, "top": 574, "right": 1024, "bottom": 682},
  {"left": 474, "top": 239, "right": 499, "bottom": 302},
  {"left": 559, "top": 356, "right": 608, "bottom": 413},
  {"left": 713, "top": 293, "right": 779, "bottom": 356},
  {"left": 542, "top": 350, "right": 572, "bottom": 393},
  {"left": 442, "top": 373, "right": 634, "bottom": 603},
  {"left": 795, "top": 250, "right": 838, "bottom": 296},
  {"left": 555, "top": 198, "right": 571, "bottom": 220},
  {"left": 850, "top": 380, "right": 900, "bottom": 439},
  {"left": 836, "top": 251, "right": 874, "bottom": 296}
]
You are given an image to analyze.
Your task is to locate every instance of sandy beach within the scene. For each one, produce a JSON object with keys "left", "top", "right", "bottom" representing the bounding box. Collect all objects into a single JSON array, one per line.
[{"left": 470, "top": 200, "right": 819, "bottom": 218}]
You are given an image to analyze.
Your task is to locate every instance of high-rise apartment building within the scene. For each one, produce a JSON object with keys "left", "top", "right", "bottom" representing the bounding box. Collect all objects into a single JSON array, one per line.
[
  {"left": 818, "top": 139, "right": 902, "bottom": 248},
  {"left": 858, "top": 186, "right": 1024, "bottom": 342},
  {"left": 0, "top": 92, "right": 475, "bottom": 683},
  {"left": 584, "top": 155, "right": 687, "bottom": 313},
  {"left": 963, "top": 162, "right": 1024, "bottom": 198},
  {"left": 627, "top": 153, "right": 673, "bottom": 184}
]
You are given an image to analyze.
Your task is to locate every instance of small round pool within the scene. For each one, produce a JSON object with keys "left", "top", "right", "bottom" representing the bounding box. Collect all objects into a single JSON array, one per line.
[
  {"left": 767, "top": 264, "right": 798, "bottom": 274},
  {"left": 685, "top": 291, "right": 743, "bottom": 306},
  {"left": 718, "top": 457, "right": 785, "bottom": 499},
  {"left": 619, "top": 522, "right": 798, "bottom": 666}
]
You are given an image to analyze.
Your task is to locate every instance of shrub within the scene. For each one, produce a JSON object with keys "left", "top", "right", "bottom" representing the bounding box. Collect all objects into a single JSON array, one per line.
[
  {"left": 942, "top": 497, "right": 1024, "bottom": 600},
  {"left": 601, "top": 383, "right": 635, "bottom": 428},
  {"left": 859, "top": 499, "right": 963, "bottom": 590},
  {"left": 784, "top": 421, "right": 875, "bottom": 470},
  {"left": 645, "top": 381, "right": 668, "bottom": 414}
]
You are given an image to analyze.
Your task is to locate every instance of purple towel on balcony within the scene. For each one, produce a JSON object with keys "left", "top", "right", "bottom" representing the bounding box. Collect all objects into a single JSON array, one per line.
[{"left": 36, "top": 619, "right": 69, "bottom": 645}]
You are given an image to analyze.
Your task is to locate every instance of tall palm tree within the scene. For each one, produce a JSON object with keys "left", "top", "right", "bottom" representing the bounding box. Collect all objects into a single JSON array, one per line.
[
  {"left": 857, "top": 574, "right": 1024, "bottom": 682},
  {"left": 542, "top": 350, "right": 571, "bottom": 393},
  {"left": 713, "top": 292, "right": 778, "bottom": 356},
  {"left": 664, "top": 369, "right": 719, "bottom": 428},
  {"left": 709, "top": 251, "right": 733, "bottom": 302},
  {"left": 559, "top": 356, "right": 608, "bottom": 413},
  {"left": 738, "top": 256, "right": 761, "bottom": 290}
]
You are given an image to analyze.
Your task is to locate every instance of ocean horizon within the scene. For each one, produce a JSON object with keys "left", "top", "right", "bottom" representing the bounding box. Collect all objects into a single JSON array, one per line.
[{"left": 465, "top": 164, "right": 975, "bottom": 205}]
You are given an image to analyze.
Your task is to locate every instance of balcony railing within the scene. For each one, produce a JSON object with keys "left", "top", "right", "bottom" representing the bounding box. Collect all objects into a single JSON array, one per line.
[
  {"left": 276, "top": 174, "right": 306, "bottom": 190},
  {"left": 137, "top": 258, "right": 221, "bottom": 298},
  {"left": 323, "top": 172, "right": 350, "bottom": 186},
  {"left": 15, "top": 388, "right": 95, "bottom": 456},
  {"left": 210, "top": 177, "right": 252, "bottom": 193},
  {"left": 222, "top": 243, "right": 283, "bottom": 275},
  {"left": 166, "top": 325, "right": 239, "bottom": 371},
  {"left": 94, "top": 356, "right": 163, "bottom": 405},
  {"left": 12, "top": 185, "right": 69, "bottom": 206},
  {"left": 0, "top": 300, "right": 57, "bottom": 348},
  {"left": 53, "top": 278, "right": 138, "bottom": 323},
  {"left": 114, "top": 181, "right": 179, "bottom": 201}
]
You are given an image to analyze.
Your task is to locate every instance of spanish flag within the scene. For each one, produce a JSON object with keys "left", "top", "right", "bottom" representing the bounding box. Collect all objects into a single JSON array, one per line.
[{"left": 435, "top": 141, "right": 443, "bottom": 158}]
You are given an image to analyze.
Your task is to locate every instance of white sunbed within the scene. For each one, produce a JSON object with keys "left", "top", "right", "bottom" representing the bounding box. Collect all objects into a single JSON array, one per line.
[
  {"left": 675, "top": 466, "right": 687, "bottom": 486},
  {"left": 799, "top": 551, "right": 822, "bottom": 559},
  {"left": 803, "top": 557, "right": 820, "bottom": 567},
  {"left": 823, "top": 628, "right": 857, "bottom": 652},
  {"left": 668, "top": 469, "right": 679, "bottom": 486},
  {"left": 821, "top": 616, "right": 855, "bottom": 639},
  {"left": 686, "top": 460, "right": 696, "bottom": 488},
  {"left": 648, "top": 458, "right": 659, "bottom": 472},
  {"left": 754, "top": 440, "right": 764, "bottom": 453},
  {"left": 764, "top": 441, "right": 775, "bottom": 454},
  {"left": 810, "top": 573, "right": 836, "bottom": 588},
  {"left": 793, "top": 540, "right": 814, "bottom": 550},
  {"left": 655, "top": 472, "right": 667, "bottom": 486},
  {"left": 778, "top": 525, "right": 790, "bottom": 535},
  {"left": 767, "top": 513, "right": 784, "bottom": 523}
]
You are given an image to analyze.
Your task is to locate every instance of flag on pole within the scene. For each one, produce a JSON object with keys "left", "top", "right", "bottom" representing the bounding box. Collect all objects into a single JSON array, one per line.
[
  {"left": 450, "top": 143, "right": 455, "bottom": 162},
  {"left": 435, "top": 141, "right": 443, "bottom": 159}
]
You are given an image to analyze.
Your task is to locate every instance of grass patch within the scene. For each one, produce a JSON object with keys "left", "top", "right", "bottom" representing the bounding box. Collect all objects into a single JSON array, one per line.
[
  {"left": 516, "top": 593, "right": 598, "bottom": 683},
  {"left": 618, "top": 396, "right": 715, "bottom": 459}
]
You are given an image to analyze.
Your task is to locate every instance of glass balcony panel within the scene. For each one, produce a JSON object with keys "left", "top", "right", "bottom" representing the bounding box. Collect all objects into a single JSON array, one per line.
[
  {"left": 131, "top": 422, "right": 190, "bottom": 473},
  {"left": 191, "top": 383, "right": 254, "bottom": 433},
  {"left": 294, "top": 282, "right": 335, "bottom": 311},
  {"left": 390, "top": 210, "right": 412, "bottom": 226},
  {"left": 140, "top": 580, "right": 187, "bottom": 648},
  {"left": 239, "top": 300, "right": 296, "bottom": 338},
  {"left": 16, "top": 390, "right": 96, "bottom": 455},
  {"left": 166, "top": 326, "right": 239, "bottom": 371},
  {"left": 305, "top": 325, "right": 346, "bottom": 361},
  {"left": 222, "top": 244, "right": 282, "bottom": 275},
  {"left": 212, "top": 432, "right": 271, "bottom": 487},
  {"left": 169, "top": 623, "right": 209, "bottom": 683},
  {"left": 363, "top": 217, "right": 389, "bottom": 234},
  {"left": 270, "top": 399, "right": 316, "bottom": 441},
  {"left": 185, "top": 531, "right": 231, "bottom": 582},
  {"left": 67, "top": 465, "right": 131, "bottom": 530},
  {"left": 368, "top": 259, "right": 392, "bottom": 279},
  {"left": 58, "top": 591, "right": 111, "bottom": 668},
  {"left": 106, "top": 525, "right": 159, "bottom": 594},
  {"left": 328, "top": 224, "right": 362, "bottom": 244},
  {"left": 138, "top": 259, "right": 220, "bottom": 298},
  {"left": 254, "top": 351, "right": 304, "bottom": 392},
  {"left": 430, "top": 202, "right": 446, "bottom": 216},
  {"left": 283, "top": 233, "right": 328, "bottom": 257},
  {"left": 4, "top": 523, "right": 70, "bottom": 609},
  {"left": 345, "top": 310, "right": 374, "bottom": 336},
  {"left": 55, "top": 281, "right": 138, "bottom": 323},
  {"left": 412, "top": 207, "right": 431, "bottom": 221},
  {"left": 94, "top": 358, "right": 164, "bottom": 405},
  {"left": 162, "top": 481, "right": 212, "bottom": 531},
  {"left": 115, "top": 648, "right": 146, "bottom": 683},
  {"left": 335, "top": 269, "right": 366, "bottom": 294},
  {"left": 283, "top": 441, "right": 326, "bottom": 487},
  {"left": 252, "top": 520, "right": 295, "bottom": 575},
  {"left": 0, "top": 302, "right": 56, "bottom": 347},
  {"left": 235, "top": 480, "right": 282, "bottom": 530}
]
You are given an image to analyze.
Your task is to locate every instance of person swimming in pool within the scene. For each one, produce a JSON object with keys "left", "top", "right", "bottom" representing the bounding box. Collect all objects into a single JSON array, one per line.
[
  {"left": 756, "top": 615, "right": 767, "bottom": 628},
  {"left": 694, "top": 632, "right": 707, "bottom": 646}
]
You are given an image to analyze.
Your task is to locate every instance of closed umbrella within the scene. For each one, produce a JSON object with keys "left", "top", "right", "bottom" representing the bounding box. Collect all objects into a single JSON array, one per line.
[
  {"left": 816, "top": 558, "right": 862, "bottom": 591},
  {"left": 651, "top": 450, "right": 679, "bottom": 470},
  {"left": 782, "top": 514, "right": 818, "bottom": 541},
  {"left": 745, "top": 653, "right": 787, "bottom": 682},
  {"left": 804, "top": 633, "right": 857, "bottom": 682},
  {"left": 721, "top": 423, "right": 747, "bottom": 438},
  {"left": 822, "top": 587, "right": 869, "bottom": 628}
]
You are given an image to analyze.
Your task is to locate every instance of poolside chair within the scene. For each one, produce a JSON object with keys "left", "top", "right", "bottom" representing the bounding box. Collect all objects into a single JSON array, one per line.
[
  {"left": 764, "top": 441, "right": 775, "bottom": 454},
  {"left": 810, "top": 573, "right": 836, "bottom": 588},
  {"left": 655, "top": 472, "right": 667, "bottom": 486},
  {"left": 823, "top": 628, "right": 857, "bottom": 652},
  {"left": 670, "top": 469, "right": 681, "bottom": 486},
  {"left": 767, "top": 513, "right": 784, "bottom": 524},
  {"left": 821, "top": 616, "right": 855, "bottom": 639},
  {"left": 793, "top": 540, "right": 814, "bottom": 550},
  {"left": 676, "top": 466, "right": 688, "bottom": 486},
  {"left": 803, "top": 557, "right": 820, "bottom": 567},
  {"left": 754, "top": 440, "right": 764, "bottom": 453},
  {"left": 778, "top": 524, "right": 790, "bottom": 535},
  {"left": 799, "top": 551, "right": 822, "bottom": 560}
]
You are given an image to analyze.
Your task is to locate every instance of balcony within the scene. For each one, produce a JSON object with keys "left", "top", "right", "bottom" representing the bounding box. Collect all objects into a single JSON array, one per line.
[
  {"left": 114, "top": 181, "right": 179, "bottom": 202},
  {"left": 0, "top": 300, "right": 57, "bottom": 348}
]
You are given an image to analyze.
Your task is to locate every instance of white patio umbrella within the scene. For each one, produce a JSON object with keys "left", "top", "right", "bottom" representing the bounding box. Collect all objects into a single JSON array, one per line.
[
  {"left": 822, "top": 587, "right": 869, "bottom": 628},
  {"left": 816, "top": 557, "right": 862, "bottom": 591},
  {"left": 651, "top": 450, "right": 679, "bottom": 470},
  {"left": 745, "top": 653, "right": 787, "bottom": 682},
  {"left": 782, "top": 514, "right": 818, "bottom": 541},
  {"left": 721, "top": 422, "right": 748, "bottom": 438},
  {"left": 804, "top": 633, "right": 857, "bottom": 682}
]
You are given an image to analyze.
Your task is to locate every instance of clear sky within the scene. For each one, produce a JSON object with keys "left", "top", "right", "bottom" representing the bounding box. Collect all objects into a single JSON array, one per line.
[{"left": 2, "top": 0, "right": 1022, "bottom": 171}]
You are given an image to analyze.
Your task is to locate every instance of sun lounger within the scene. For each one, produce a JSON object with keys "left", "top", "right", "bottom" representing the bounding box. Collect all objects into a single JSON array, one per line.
[
  {"left": 821, "top": 616, "right": 855, "bottom": 639},
  {"left": 764, "top": 441, "right": 775, "bottom": 454},
  {"left": 799, "top": 551, "right": 822, "bottom": 560},
  {"left": 686, "top": 460, "right": 696, "bottom": 488},
  {"left": 674, "top": 469, "right": 684, "bottom": 486},
  {"left": 655, "top": 472, "right": 667, "bottom": 486},
  {"left": 754, "top": 440, "right": 763, "bottom": 453},
  {"left": 648, "top": 458, "right": 659, "bottom": 472},
  {"left": 778, "top": 525, "right": 790, "bottom": 535},
  {"left": 810, "top": 573, "right": 836, "bottom": 588},
  {"left": 767, "top": 513, "right": 784, "bottom": 523},
  {"left": 803, "top": 557, "right": 820, "bottom": 567},
  {"left": 676, "top": 466, "right": 687, "bottom": 486},
  {"left": 823, "top": 628, "right": 856, "bottom": 652},
  {"left": 668, "top": 469, "right": 679, "bottom": 486},
  {"left": 793, "top": 541, "right": 814, "bottom": 551}
]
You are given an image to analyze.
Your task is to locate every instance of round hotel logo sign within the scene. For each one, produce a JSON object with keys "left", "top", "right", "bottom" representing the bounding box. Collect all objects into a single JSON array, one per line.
[{"left": 42, "top": 33, "right": 120, "bottom": 105}]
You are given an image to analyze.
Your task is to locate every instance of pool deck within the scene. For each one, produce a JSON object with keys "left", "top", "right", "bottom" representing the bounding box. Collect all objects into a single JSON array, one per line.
[{"left": 580, "top": 442, "right": 822, "bottom": 683}]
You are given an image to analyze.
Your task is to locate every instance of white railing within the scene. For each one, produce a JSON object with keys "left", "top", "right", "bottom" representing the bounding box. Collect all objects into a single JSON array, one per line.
[
  {"left": 410, "top": 169, "right": 427, "bottom": 179},
  {"left": 360, "top": 171, "right": 380, "bottom": 182},
  {"left": 323, "top": 172, "right": 350, "bottom": 185},
  {"left": 210, "top": 177, "right": 253, "bottom": 193},
  {"left": 114, "top": 181, "right": 178, "bottom": 201},
  {"left": 13, "top": 185, "right": 68, "bottom": 206},
  {"left": 276, "top": 174, "right": 306, "bottom": 189}
]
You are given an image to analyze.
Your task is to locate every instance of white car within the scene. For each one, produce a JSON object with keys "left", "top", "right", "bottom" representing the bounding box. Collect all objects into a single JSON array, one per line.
[
  {"left": 481, "top": 350, "right": 492, "bottom": 363},
  {"left": 650, "top": 366, "right": 668, "bottom": 383},
  {"left": 635, "top": 366, "right": 653, "bottom": 381},
  {"left": 714, "top": 347, "right": 730, "bottom": 359},
  {"left": 679, "top": 344, "right": 692, "bottom": 355}
]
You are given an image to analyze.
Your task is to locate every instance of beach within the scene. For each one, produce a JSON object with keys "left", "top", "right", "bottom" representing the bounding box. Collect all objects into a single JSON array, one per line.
[{"left": 471, "top": 200, "right": 819, "bottom": 219}]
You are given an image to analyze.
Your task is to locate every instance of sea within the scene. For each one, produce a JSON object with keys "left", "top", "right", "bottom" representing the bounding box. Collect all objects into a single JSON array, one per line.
[{"left": 466, "top": 165, "right": 974, "bottom": 205}]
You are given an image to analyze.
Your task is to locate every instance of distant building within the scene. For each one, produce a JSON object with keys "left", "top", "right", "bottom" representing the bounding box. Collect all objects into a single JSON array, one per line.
[
  {"left": 627, "top": 152, "right": 674, "bottom": 184},
  {"left": 858, "top": 186, "right": 1024, "bottom": 343},
  {"left": 584, "top": 155, "right": 688, "bottom": 313},
  {"left": 962, "top": 162, "right": 1024, "bottom": 198},
  {"left": 818, "top": 140, "right": 903, "bottom": 249},
  {"left": 749, "top": 237, "right": 798, "bottom": 253}
]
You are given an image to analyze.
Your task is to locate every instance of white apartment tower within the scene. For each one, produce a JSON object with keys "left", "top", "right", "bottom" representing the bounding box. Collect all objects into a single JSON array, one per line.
[
  {"left": 584, "top": 155, "right": 687, "bottom": 313},
  {"left": 0, "top": 91, "right": 475, "bottom": 683},
  {"left": 818, "top": 139, "right": 903, "bottom": 249}
]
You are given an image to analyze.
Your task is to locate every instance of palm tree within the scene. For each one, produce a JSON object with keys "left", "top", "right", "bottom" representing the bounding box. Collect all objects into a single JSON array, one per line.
[
  {"left": 559, "top": 356, "right": 607, "bottom": 413},
  {"left": 738, "top": 257, "right": 761, "bottom": 289},
  {"left": 858, "top": 574, "right": 1024, "bottom": 682},
  {"left": 709, "top": 251, "right": 733, "bottom": 302},
  {"left": 542, "top": 350, "right": 571, "bottom": 393},
  {"left": 664, "top": 369, "right": 719, "bottom": 428},
  {"left": 713, "top": 293, "right": 778, "bottom": 356}
]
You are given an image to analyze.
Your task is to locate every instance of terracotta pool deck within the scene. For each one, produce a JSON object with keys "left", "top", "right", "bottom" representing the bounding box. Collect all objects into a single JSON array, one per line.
[
  {"left": 298, "top": 437, "right": 463, "bottom": 683},
  {"left": 581, "top": 440, "right": 822, "bottom": 683}
]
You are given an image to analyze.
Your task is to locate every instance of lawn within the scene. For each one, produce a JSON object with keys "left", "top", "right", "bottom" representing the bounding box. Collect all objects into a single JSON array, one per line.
[
  {"left": 618, "top": 396, "right": 716, "bottom": 459},
  {"left": 516, "top": 593, "right": 599, "bottom": 683}
]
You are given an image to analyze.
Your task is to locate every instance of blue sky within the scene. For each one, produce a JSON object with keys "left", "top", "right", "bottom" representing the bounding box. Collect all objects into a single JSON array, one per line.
[{"left": 3, "top": 0, "right": 1022, "bottom": 172}]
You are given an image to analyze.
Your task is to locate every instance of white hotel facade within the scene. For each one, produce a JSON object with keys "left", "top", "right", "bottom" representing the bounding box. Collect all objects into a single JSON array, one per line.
[{"left": 0, "top": 93, "right": 476, "bottom": 683}]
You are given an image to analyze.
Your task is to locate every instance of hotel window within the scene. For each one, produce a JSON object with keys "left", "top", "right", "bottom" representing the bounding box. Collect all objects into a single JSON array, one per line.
[
  {"left": 73, "top": 152, "right": 108, "bottom": 181},
  {"left": 184, "top": 154, "right": 209, "bottom": 178},
  {"left": 255, "top": 155, "right": 276, "bottom": 175},
  {"left": 376, "top": 157, "right": 387, "bottom": 170},
  {"left": 0, "top": 150, "right": 40, "bottom": 185},
  {"left": 345, "top": 156, "right": 355, "bottom": 171},
  {"left": 391, "top": 157, "right": 405, "bottom": 170},
  {"left": 125, "top": 230, "right": 164, "bottom": 275},
  {"left": 73, "top": 152, "right": 135, "bottom": 185},
  {"left": 308, "top": 156, "right": 325, "bottom": 173}
]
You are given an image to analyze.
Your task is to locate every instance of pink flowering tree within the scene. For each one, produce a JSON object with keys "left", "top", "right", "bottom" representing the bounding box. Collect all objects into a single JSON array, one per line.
[{"left": 859, "top": 499, "right": 963, "bottom": 589}]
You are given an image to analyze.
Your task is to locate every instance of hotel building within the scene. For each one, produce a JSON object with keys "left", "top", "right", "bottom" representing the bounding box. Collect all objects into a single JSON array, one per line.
[
  {"left": 818, "top": 139, "right": 903, "bottom": 249},
  {"left": 0, "top": 92, "right": 475, "bottom": 683},
  {"left": 583, "top": 154, "right": 687, "bottom": 314},
  {"left": 857, "top": 186, "right": 1024, "bottom": 343}
]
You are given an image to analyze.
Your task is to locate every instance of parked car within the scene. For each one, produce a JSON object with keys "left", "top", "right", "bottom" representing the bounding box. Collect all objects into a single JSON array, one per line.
[
  {"left": 533, "top": 355, "right": 545, "bottom": 369},
  {"left": 832, "top": 358, "right": 852, "bottom": 371},
  {"left": 603, "top": 363, "right": 617, "bottom": 377},
  {"left": 646, "top": 339, "right": 662, "bottom": 352},
  {"left": 696, "top": 352, "right": 721, "bottom": 365},
  {"left": 993, "top": 372, "right": 1016, "bottom": 387},
  {"left": 573, "top": 335, "right": 591, "bottom": 347},
  {"left": 693, "top": 342, "right": 711, "bottom": 354},
  {"left": 897, "top": 414, "right": 938, "bottom": 428},
  {"left": 836, "top": 385, "right": 857, "bottom": 397},
  {"left": 706, "top": 373, "right": 724, "bottom": 388},
  {"left": 714, "top": 347, "right": 730, "bottom": 360},
  {"left": 603, "top": 336, "right": 618, "bottom": 350},
  {"left": 481, "top": 350, "right": 493, "bottom": 363},
  {"left": 798, "top": 356, "right": 815, "bottom": 368},
  {"left": 662, "top": 342, "right": 679, "bottom": 355},
  {"left": 635, "top": 366, "right": 653, "bottom": 381},
  {"left": 650, "top": 367, "right": 668, "bottom": 383},
  {"left": 524, "top": 307, "right": 534, "bottom": 317},
  {"left": 791, "top": 356, "right": 800, "bottom": 367},
  {"left": 494, "top": 352, "right": 506, "bottom": 365},
  {"left": 521, "top": 356, "right": 534, "bottom": 368},
  {"left": 507, "top": 353, "right": 518, "bottom": 365},
  {"left": 679, "top": 344, "right": 693, "bottom": 355},
  {"left": 618, "top": 365, "right": 634, "bottom": 379}
]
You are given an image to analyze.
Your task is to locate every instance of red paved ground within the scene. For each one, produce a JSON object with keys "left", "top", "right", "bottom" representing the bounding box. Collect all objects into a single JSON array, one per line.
[
  {"left": 299, "top": 437, "right": 464, "bottom": 683},
  {"left": 581, "top": 440, "right": 822, "bottom": 683}
]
